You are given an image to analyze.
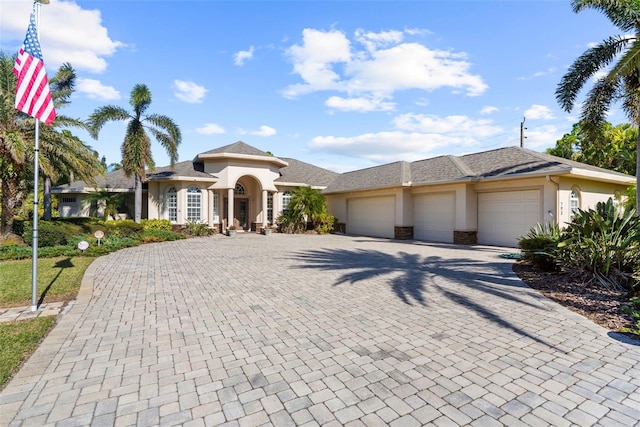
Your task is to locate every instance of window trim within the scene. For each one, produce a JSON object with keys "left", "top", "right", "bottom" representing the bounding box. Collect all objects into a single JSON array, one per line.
[
  {"left": 166, "top": 187, "right": 177, "bottom": 223},
  {"left": 186, "top": 186, "right": 202, "bottom": 222}
]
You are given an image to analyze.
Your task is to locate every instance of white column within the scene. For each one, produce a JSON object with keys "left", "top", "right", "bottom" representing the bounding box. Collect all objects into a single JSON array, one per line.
[{"left": 227, "top": 188, "right": 234, "bottom": 229}]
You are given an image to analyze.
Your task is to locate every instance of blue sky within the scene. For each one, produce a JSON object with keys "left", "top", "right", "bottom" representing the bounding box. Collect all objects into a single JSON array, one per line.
[{"left": 0, "top": 0, "right": 625, "bottom": 173}]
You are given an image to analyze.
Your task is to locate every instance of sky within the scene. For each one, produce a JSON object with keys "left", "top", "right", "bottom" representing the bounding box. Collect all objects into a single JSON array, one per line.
[{"left": 0, "top": 0, "right": 627, "bottom": 173}]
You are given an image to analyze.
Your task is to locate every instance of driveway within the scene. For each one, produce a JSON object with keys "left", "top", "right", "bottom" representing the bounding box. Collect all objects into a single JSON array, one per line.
[{"left": 1, "top": 234, "right": 639, "bottom": 426}]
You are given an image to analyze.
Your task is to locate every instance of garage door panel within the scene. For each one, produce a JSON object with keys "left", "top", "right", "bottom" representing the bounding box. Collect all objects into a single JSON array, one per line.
[
  {"left": 414, "top": 193, "right": 455, "bottom": 243},
  {"left": 478, "top": 190, "right": 541, "bottom": 247},
  {"left": 348, "top": 197, "right": 395, "bottom": 239}
]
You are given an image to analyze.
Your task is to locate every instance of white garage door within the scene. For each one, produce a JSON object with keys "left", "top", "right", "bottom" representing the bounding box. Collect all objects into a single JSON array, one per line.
[
  {"left": 348, "top": 196, "right": 395, "bottom": 239},
  {"left": 478, "top": 190, "right": 541, "bottom": 247},
  {"left": 414, "top": 193, "right": 455, "bottom": 243}
]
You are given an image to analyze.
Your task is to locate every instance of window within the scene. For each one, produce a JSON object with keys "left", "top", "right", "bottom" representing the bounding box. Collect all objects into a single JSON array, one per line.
[
  {"left": 167, "top": 187, "right": 177, "bottom": 222},
  {"left": 282, "top": 191, "right": 291, "bottom": 211},
  {"left": 235, "top": 183, "right": 245, "bottom": 195},
  {"left": 570, "top": 188, "right": 580, "bottom": 216},
  {"left": 61, "top": 197, "right": 76, "bottom": 204},
  {"left": 212, "top": 192, "right": 219, "bottom": 223},
  {"left": 267, "top": 192, "right": 273, "bottom": 223},
  {"left": 186, "top": 187, "right": 201, "bottom": 221}
]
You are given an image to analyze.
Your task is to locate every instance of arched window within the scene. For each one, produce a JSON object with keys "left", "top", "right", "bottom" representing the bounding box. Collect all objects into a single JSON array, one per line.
[
  {"left": 570, "top": 188, "right": 580, "bottom": 216},
  {"left": 235, "top": 183, "right": 245, "bottom": 195},
  {"left": 166, "top": 187, "right": 177, "bottom": 222},
  {"left": 282, "top": 191, "right": 291, "bottom": 211},
  {"left": 186, "top": 187, "right": 201, "bottom": 221}
]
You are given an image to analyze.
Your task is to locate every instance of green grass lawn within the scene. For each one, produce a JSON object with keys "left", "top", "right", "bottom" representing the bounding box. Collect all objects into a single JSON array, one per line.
[
  {"left": 0, "top": 256, "right": 94, "bottom": 307},
  {"left": 0, "top": 317, "right": 54, "bottom": 386},
  {"left": 0, "top": 256, "right": 94, "bottom": 389}
]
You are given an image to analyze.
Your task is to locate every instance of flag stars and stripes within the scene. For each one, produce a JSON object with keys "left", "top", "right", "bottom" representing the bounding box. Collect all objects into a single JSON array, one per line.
[{"left": 13, "top": 5, "right": 56, "bottom": 126}]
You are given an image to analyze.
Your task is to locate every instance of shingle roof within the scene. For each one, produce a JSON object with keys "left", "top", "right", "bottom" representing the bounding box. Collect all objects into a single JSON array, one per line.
[
  {"left": 198, "top": 141, "right": 270, "bottom": 157},
  {"left": 276, "top": 158, "right": 339, "bottom": 187},
  {"left": 323, "top": 146, "right": 634, "bottom": 194},
  {"left": 54, "top": 168, "right": 135, "bottom": 192},
  {"left": 146, "top": 160, "right": 213, "bottom": 180},
  {"left": 323, "top": 161, "right": 411, "bottom": 193}
]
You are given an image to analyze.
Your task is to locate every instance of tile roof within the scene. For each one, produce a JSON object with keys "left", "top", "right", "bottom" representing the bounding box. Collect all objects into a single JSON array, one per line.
[
  {"left": 146, "top": 160, "right": 213, "bottom": 180},
  {"left": 54, "top": 168, "right": 135, "bottom": 192},
  {"left": 276, "top": 158, "right": 339, "bottom": 187}
]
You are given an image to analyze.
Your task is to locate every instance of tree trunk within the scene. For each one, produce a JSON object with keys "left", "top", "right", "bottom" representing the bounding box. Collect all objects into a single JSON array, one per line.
[
  {"left": 43, "top": 175, "right": 52, "bottom": 221},
  {"left": 134, "top": 174, "right": 142, "bottom": 223},
  {"left": 1, "top": 178, "right": 19, "bottom": 235}
]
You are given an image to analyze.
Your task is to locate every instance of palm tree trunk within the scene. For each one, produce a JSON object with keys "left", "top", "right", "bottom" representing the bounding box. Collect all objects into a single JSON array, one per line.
[
  {"left": 43, "top": 175, "right": 52, "bottom": 221},
  {"left": 134, "top": 174, "right": 142, "bottom": 223},
  {"left": 1, "top": 178, "right": 19, "bottom": 236}
]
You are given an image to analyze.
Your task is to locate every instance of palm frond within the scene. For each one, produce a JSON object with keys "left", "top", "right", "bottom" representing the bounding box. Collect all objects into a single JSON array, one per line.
[
  {"left": 572, "top": 0, "right": 640, "bottom": 32},
  {"left": 557, "top": 36, "right": 631, "bottom": 112},
  {"left": 581, "top": 75, "right": 621, "bottom": 126},
  {"left": 86, "top": 105, "right": 131, "bottom": 139}
]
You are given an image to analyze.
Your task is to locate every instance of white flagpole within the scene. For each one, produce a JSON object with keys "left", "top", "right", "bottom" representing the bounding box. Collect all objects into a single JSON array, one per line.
[{"left": 30, "top": 0, "right": 46, "bottom": 312}]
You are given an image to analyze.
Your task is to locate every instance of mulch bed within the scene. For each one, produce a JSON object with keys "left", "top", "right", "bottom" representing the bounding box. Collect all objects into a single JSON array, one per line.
[{"left": 512, "top": 262, "right": 639, "bottom": 340}]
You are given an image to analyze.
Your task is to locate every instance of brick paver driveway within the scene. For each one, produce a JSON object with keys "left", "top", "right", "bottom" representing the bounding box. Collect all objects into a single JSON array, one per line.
[{"left": 1, "top": 234, "right": 639, "bottom": 426}]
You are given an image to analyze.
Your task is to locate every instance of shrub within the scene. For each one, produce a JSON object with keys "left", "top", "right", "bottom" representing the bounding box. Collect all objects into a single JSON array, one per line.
[
  {"left": 186, "top": 219, "right": 212, "bottom": 237},
  {"left": 102, "top": 220, "right": 143, "bottom": 238},
  {"left": 141, "top": 219, "right": 172, "bottom": 231},
  {"left": 315, "top": 211, "right": 336, "bottom": 235},
  {"left": 557, "top": 199, "right": 640, "bottom": 292},
  {"left": 518, "top": 222, "right": 562, "bottom": 271},
  {"left": 22, "top": 221, "right": 71, "bottom": 247},
  {"left": 140, "top": 229, "right": 184, "bottom": 243}
]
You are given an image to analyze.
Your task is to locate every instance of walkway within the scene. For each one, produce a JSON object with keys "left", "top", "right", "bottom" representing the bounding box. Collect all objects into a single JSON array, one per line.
[{"left": 1, "top": 234, "right": 639, "bottom": 426}]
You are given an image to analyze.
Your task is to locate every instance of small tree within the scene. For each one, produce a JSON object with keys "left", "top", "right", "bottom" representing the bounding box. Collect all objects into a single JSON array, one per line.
[{"left": 83, "top": 190, "right": 125, "bottom": 220}]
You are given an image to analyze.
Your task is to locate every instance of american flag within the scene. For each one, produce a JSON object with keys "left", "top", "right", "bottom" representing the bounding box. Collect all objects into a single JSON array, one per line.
[{"left": 13, "top": 6, "right": 56, "bottom": 126}]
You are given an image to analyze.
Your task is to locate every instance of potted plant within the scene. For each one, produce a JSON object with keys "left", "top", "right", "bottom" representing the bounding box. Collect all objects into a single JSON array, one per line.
[
  {"left": 226, "top": 225, "right": 237, "bottom": 237},
  {"left": 262, "top": 225, "right": 272, "bottom": 235}
]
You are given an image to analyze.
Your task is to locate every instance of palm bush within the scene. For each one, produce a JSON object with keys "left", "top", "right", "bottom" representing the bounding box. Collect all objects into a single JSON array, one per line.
[
  {"left": 558, "top": 199, "right": 640, "bottom": 292},
  {"left": 518, "top": 222, "right": 563, "bottom": 271}
]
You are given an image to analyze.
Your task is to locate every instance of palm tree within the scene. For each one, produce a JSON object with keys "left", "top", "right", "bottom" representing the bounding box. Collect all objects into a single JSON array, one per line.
[
  {"left": 88, "top": 84, "right": 182, "bottom": 223},
  {"left": 556, "top": 0, "right": 640, "bottom": 211},
  {"left": 0, "top": 52, "right": 30, "bottom": 235}
]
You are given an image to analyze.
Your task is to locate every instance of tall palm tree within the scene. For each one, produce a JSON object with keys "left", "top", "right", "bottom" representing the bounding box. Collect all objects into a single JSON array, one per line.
[
  {"left": 0, "top": 52, "right": 29, "bottom": 235},
  {"left": 556, "top": 0, "right": 640, "bottom": 211},
  {"left": 0, "top": 53, "right": 101, "bottom": 232},
  {"left": 88, "top": 84, "right": 181, "bottom": 223}
]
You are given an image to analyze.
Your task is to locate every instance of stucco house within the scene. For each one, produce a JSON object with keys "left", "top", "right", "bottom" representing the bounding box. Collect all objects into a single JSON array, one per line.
[{"left": 53, "top": 141, "right": 635, "bottom": 247}]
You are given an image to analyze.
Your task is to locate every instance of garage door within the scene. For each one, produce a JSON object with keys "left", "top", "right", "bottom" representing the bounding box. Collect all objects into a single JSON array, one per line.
[
  {"left": 348, "top": 196, "right": 395, "bottom": 239},
  {"left": 478, "top": 190, "right": 541, "bottom": 247},
  {"left": 414, "top": 193, "right": 455, "bottom": 243}
]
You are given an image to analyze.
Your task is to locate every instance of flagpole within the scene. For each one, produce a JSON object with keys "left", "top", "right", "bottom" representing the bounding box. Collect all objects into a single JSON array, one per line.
[
  {"left": 31, "top": 118, "right": 39, "bottom": 311},
  {"left": 30, "top": 0, "right": 47, "bottom": 312}
]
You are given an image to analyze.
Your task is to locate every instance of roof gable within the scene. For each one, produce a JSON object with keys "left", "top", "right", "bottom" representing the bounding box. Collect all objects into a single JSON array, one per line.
[{"left": 198, "top": 141, "right": 270, "bottom": 157}]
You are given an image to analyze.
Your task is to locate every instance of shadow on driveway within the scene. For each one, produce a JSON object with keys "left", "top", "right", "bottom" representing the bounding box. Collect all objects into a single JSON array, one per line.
[{"left": 291, "top": 247, "right": 554, "bottom": 348}]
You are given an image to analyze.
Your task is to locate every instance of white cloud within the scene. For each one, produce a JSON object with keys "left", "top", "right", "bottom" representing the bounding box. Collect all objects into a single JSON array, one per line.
[
  {"left": 76, "top": 79, "right": 120, "bottom": 100},
  {"left": 1, "top": 0, "right": 124, "bottom": 73},
  {"left": 234, "top": 46, "right": 255, "bottom": 66},
  {"left": 195, "top": 123, "right": 225, "bottom": 135},
  {"left": 240, "top": 125, "right": 277, "bottom": 137},
  {"left": 522, "top": 125, "right": 563, "bottom": 150},
  {"left": 173, "top": 80, "right": 208, "bottom": 103},
  {"left": 283, "top": 27, "right": 487, "bottom": 102},
  {"left": 325, "top": 96, "right": 395, "bottom": 112},
  {"left": 480, "top": 106, "right": 498, "bottom": 115},
  {"left": 525, "top": 104, "right": 555, "bottom": 120},
  {"left": 517, "top": 67, "right": 556, "bottom": 80},
  {"left": 394, "top": 113, "right": 503, "bottom": 138},
  {"left": 310, "top": 113, "right": 504, "bottom": 163}
]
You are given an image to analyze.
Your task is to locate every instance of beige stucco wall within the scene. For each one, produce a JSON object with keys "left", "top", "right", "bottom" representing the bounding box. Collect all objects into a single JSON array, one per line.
[{"left": 556, "top": 177, "right": 630, "bottom": 226}]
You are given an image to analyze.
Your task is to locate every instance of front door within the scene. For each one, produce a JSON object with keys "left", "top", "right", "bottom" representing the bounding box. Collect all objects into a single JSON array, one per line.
[{"left": 225, "top": 198, "right": 249, "bottom": 230}]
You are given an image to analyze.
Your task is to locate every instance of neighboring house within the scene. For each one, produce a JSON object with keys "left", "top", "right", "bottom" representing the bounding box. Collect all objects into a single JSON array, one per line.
[{"left": 53, "top": 141, "right": 635, "bottom": 247}]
